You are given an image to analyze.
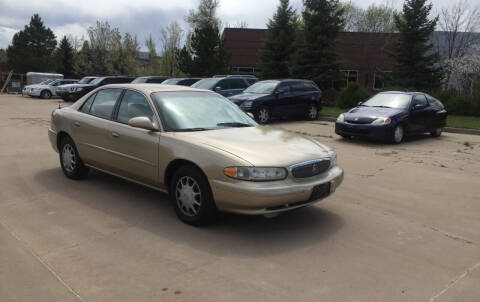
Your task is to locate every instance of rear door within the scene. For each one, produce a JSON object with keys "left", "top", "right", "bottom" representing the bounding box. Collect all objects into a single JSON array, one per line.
[
  {"left": 70, "top": 88, "right": 124, "bottom": 170},
  {"left": 289, "top": 81, "right": 310, "bottom": 115},
  {"left": 106, "top": 89, "right": 160, "bottom": 185}
]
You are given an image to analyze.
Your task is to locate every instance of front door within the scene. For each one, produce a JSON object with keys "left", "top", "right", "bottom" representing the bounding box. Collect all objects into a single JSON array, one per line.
[
  {"left": 408, "top": 94, "right": 431, "bottom": 132},
  {"left": 107, "top": 89, "right": 159, "bottom": 185}
]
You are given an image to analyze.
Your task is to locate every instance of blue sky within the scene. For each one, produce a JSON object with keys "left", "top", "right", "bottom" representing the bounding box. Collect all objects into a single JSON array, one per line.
[{"left": 0, "top": 0, "right": 476, "bottom": 49}]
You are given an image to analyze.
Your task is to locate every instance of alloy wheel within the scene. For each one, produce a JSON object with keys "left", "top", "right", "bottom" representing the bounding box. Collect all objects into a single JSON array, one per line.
[
  {"left": 258, "top": 108, "right": 270, "bottom": 124},
  {"left": 62, "top": 144, "right": 76, "bottom": 173},
  {"left": 175, "top": 176, "right": 202, "bottom": 217},
  {"left": 308, "top": 105, "right": 318, "bottom": 119},
  {"left": 394, "top": 125, "right": 404, "bottom": 143}
]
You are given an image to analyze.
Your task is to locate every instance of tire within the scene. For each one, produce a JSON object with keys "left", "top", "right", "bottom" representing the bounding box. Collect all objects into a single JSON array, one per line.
[
  {"left": 59, "top": 136, "right": 89, "bottom": 180},
  {"left": 170, "top": 165, "right": 217, "bottom": 226},
  {"left": 255, "top": 106, "right": 270, "bottom": 124},
  {"left": 40, "top": 90, "right": 52, "bottom": 99},
  {"left": 392, "top": 124, "right": 404, "bottom": 144},
  {"left": 431, "top": 127, "right": 443, "bottom": 137},
  {"left": 341, "top": 135, "right": 351, "bottom": 139},
  {"left": 306, "top": 103, "right": 319, "bottom": 120}
]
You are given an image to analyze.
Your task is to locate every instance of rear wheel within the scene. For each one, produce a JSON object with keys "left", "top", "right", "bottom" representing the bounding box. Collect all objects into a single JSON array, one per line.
[
  {"left": 255, "top": 106, "right": 270, "bottom": 124},
  {"left": 431, "top": 127, "right": 443, "bottom": 137},
  {"left": 170, "top": 165, "right": 217, "bottom": 226},
  {"left": 40, "top": 90, "right": 52, "bottom": 99},
  {"left": 59, "top": 136, "right": 89, "bottom": 179},
  {"left": 392, "top": 124, "right": 404, "bottom": 144},
  {"left": 306, "top": 103, "right": 319, "bottom": 120}
]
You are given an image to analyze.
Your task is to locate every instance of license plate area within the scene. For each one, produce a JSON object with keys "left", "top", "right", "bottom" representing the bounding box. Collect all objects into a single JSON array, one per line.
[{"left": 309, "top": 183, "right": 331, "bottom": 201}]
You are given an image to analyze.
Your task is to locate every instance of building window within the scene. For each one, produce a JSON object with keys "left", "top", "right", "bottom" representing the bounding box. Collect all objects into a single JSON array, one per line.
[
  {"left": 339, "top": 70, "right": 358, "bottom": 88},
  {"left": 373, "top": 71, "right": 392, "bottom": 90}
]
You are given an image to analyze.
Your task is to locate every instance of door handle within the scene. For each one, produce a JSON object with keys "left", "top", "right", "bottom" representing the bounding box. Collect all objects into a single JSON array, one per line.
[
  {"left": 73, "top": 121, "right": 81, "bottom": 127},
  {"left": 111, "top": 132, "right": 119, "bottom": 138}
]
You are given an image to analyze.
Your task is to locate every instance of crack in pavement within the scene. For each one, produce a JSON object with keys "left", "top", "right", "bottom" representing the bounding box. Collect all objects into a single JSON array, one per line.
[
  {"left": 429, "top": 262, "right": 480, "bottom": 302},
  {"left": 429, "top": 226, "right": 475, "bottom": 245},
  {"left": 0, "top": 218, "right": 87, "bottom": 302}
]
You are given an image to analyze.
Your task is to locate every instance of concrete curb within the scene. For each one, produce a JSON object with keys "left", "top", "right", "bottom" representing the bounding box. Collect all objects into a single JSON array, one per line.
[{"left": 316, "top": 116, "right": 480, "bottom": 136}]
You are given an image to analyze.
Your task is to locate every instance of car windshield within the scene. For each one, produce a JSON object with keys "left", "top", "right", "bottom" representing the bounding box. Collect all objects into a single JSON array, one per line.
[
  {"left": 362, "top": 93, "right": 412, "bottom": 109},
  {"left": 49, "top": 80, "right": 60, "bottom": 86},
  {"left": 191, "top": 78, "right": 219, "bottom": 89},
  {"left": 90, "top": 77, "right": 106, "bottom": 85},
  {"left": 151, "top": 91, "right": 257, "bottom": 132},
  {"left": 131, "top": 77, "right": 148, "bottom": 84},
  {"left": 162, "top": 79, "right": 181, "bottom": 85},
  {"left": 244, "top": 81, "right": 279, "bottom": 94},
  {"left": 78, "top": 77, "right": 94, "bottom": 84},
  {"left": 39, "top": 79, "right": 54, "bottom": 85}
]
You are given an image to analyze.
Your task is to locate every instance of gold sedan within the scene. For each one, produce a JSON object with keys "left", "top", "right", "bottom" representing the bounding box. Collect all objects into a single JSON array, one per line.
[{"left": 48, "top": 84, "right": 343, "bottom": 225}]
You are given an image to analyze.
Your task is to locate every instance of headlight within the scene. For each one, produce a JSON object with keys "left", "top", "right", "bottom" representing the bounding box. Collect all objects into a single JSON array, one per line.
[
  {"left": 74, "top": 87, "right": 84, "bottom": 92},
  {"left": 224, "top": 167, "right": 287, "bottom": 181},
  {"left": 371, "top": 117, "right": 391, "bottom": 125},
  {"left": 328, "top": 151, "right": 337, "bottom": 168},
  {"left": 337, "top": 114, "right": 345, "bottom": 122}
]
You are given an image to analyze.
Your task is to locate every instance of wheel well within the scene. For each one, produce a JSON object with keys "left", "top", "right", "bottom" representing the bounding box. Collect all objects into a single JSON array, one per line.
[
  {"left": 41, "top": 89, "right": 51, "bottom": 95},
  {"left": 164, "top": 159, "right": 207, "bottom": 190},
  {"left": 56, "top": 131, "right": 70, "bottom": 150}
]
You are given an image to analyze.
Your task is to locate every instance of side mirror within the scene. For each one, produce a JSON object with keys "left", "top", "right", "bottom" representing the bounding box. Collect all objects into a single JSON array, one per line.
[
  {"left": 357, "top": 101, "right": 363, "bottom": 106},
  {"left": 246, "top": 112, "right": 255, "bottom": 119},
  {"left": 413, "top": 104, "right": 426, "bottom": 111},
  {"left": 128, "top": 117, "right": 157, "bottom": 131},
  {"left": 214, "top": 86, "right": 222, "bottom": 92}
]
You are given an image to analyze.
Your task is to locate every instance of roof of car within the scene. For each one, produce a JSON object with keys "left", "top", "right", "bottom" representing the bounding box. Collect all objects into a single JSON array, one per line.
[
  {"left": 103, "top": 83, "right": 210, "bottom": 94},
  {"left": 379, "top": 91, "right": 422, "bottom": 95}
]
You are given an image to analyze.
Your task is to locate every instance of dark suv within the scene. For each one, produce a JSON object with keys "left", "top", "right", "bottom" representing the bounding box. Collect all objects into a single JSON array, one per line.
[
  {"left": 191, "top": 75, "right": 257, "bottom": 97},
  {"left": 228, "top": 79, "right": 322, "bottom": 124},
  {"left": 61, "top": 76, "right": 134, "bottom": 102},
  {"left": 162, "top": 78, "right": 202, "bottom": 86}
]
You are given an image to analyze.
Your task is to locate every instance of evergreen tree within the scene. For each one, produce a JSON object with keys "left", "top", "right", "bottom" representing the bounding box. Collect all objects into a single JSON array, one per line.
[
  {"left": 6, "top": 14, "right": 57, "bottom": 73},
  {"left": 73, "top": 40, "right": 94, "bottom": 77},
  {"left": 55, "top": 36, "right": 75, "bottom": 77},
  {"left": 177, "top": 0, "right": 229, "bottom": 76},
  {"left": 392, "top": 0, "right": 442, "bottom": 90},
  {"left": 291, "top": 0, "right": 344, "bottom": 88},
  {"left": 259, "top": 0, "right": 298, "bottom": 79}
]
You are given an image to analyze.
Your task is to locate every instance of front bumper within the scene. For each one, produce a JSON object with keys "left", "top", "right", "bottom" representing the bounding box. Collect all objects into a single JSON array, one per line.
[
  {"left": 27, "top": 89, "right": 42, "bottom": 97},
  {"left": 210, "top": 165, "right": 343, "bottom": 215},
  {"left": 335, "top": 121, "right": 395, "bottom": 141},
  {"left": 57, "top": 91, "right": 82, "bottom": 101}
]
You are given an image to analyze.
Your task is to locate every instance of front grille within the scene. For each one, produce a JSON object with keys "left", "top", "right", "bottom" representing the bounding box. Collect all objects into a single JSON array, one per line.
[
  {"left": 345, "top": 119, "right": 372, "bottom": 125},
  {"left": 291, "top": 159, "right": 330, "bottom": 178}
]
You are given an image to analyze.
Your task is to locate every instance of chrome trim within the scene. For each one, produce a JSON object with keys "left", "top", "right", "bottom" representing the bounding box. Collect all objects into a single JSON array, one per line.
[
  {"left": 85, "top": 164, "right": 168, "bottom": 194},
  {"left": 288, "top": 158, "right": 331, "bottom": 172}
]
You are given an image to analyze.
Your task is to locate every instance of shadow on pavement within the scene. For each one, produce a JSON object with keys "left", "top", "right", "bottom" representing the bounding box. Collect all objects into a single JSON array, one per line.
[{"left": 35, "top": 168, "right": 344, "bottom": 259}]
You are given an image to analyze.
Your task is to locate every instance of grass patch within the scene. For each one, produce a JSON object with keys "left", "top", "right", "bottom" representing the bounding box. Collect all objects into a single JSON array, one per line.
[
  {"left": 447, "top": 115, "right": 480, "bottom": 130},
  {"left": 320, "top": 106, "right": 344, "bottom": 118},
  {"left": 320, "top": 106, "right": 480, "bottom": 130}
]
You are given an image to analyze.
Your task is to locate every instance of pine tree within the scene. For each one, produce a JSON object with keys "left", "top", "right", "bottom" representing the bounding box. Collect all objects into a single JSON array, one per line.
[
  {"left": 73, "top": 41, "right": 94, "bottom": 77},
  {"left": 392, "top": 0, "right": 442, "bottom": 90},
  {"left": 6, "top": 14, "right": 57, "bottom": 73},
  {"left": 259, "top": 0, "right": 298, "bottom": 79},
  {"left": 177, "top": 0, "right": 229, "bottom": 76},
  {"left": 291, "top": 0, "right": 344, "bottom": 88},
  {"left": 55, "top": 36, "right": 75, "bottom": 77}
]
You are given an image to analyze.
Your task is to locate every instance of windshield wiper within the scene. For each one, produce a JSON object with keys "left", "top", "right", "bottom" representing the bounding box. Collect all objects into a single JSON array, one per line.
[
  {"left": 172, "top": 128, "right": 212, "bottom": 132},
  {"left": 217, "top": 122, "right": 252, "bottom": 128},
  {"left": 371, "top": 105, "right": 392, "bottom": 108}
]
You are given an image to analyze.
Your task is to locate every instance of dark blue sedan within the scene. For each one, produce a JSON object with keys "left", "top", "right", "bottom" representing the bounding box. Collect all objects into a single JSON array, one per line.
[
  {"left": 228, "top": 79, "right": 322, "bottom": 124},
  {"left": 335, "top": 91, "right": 447, "bottom": 143}
]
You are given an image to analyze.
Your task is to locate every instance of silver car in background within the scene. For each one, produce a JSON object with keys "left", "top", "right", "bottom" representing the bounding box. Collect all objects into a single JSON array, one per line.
[{"left": 26, "top": 79, "right": 78, "bottom": 99}]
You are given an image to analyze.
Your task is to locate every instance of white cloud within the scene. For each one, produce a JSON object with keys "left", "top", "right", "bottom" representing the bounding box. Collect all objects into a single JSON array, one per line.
[
  {"left": 0, "top": 26, "right": 17, "bottom": 48},
  {"left": 53, "top": 23, "right": 88, "bottom": 40}
]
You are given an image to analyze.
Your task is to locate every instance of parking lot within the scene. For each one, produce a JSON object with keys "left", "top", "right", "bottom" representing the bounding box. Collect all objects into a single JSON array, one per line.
[{"left": 1, "top": 94, "right": 479, "bottom": 302}]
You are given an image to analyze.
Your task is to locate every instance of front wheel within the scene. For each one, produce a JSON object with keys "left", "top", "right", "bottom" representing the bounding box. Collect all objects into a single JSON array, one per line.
[
  {"left": 59, "top": 137, "right": 89, "bottom": 179},
  {"left": 40, "top": 90, "right": 52, "bottom": 99},
  {"left": 306, "top": 103, "right": 319, "bottom": 120},
  {"left": 255, "top": 106, "right": 270, "bottom": 124},
  {"left": 392, "top": 124, "right": 404, "bottom": 144},
  {"left": 431, "top": 127, "right": 443, "bottom": 137},
  {"left": 170, "top": 165, "right": 217, "bottom": 226}
]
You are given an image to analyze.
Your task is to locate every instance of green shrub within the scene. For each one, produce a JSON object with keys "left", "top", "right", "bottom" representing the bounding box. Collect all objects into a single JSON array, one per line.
[
  {"left": 336, "top": 83, "right": 370, "bottom": 109},
  {"left": 321, "top": 88, "right": 339, "bottom": 107},
  {"left": 431, "top": 89, "right": 480, "bottom": 117}
]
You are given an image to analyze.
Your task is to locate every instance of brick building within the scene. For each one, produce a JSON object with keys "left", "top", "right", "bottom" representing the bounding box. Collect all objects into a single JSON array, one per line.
[{"left": 223, "top": 28, "right": 398, "bottom": 91}]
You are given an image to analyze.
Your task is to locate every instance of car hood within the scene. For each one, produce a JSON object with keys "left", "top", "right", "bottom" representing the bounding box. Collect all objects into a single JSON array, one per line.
[
  {"left": 171, "top": 126, "right": 331, "bottom": 166},
  {"left": 344, "top": 106, "right": 406, "bottom": 123},
  {"left": 229, "top": 93, "right": 270, "bottom": 103},
  {"left": 58, "top": 84, "right": 79, "bottom": 89}
]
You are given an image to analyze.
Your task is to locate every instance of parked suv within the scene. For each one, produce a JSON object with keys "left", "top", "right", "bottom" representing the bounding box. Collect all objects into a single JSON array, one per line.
[
  {"left": 26, "top": 79, "right": 78, "bottom": 99},
  {"left": 191, "top": 75, "right": 257, "bottom": 97},
  {"left": 228, "top": 79, "right": 322, "bottom": 124},
  {"left": 132, "top": 76, "right": 170, "bottom": 84},
  {"left": 59, "top": 76, "right": 134, "bottom": 102},
  {"left": 57, "top": 77, "right": 98, "bottom": 101}
]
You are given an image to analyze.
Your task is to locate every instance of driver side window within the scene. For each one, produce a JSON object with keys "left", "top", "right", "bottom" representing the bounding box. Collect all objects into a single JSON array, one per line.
[
  {"left": 117, "top": 90, "right": 155, "bottom": 124},
  {"left": 412, "top": 94, "right": 428, "bottom": 106},
  {"left": 276, "top": 83, "right": 291, "bottom": 94}
]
